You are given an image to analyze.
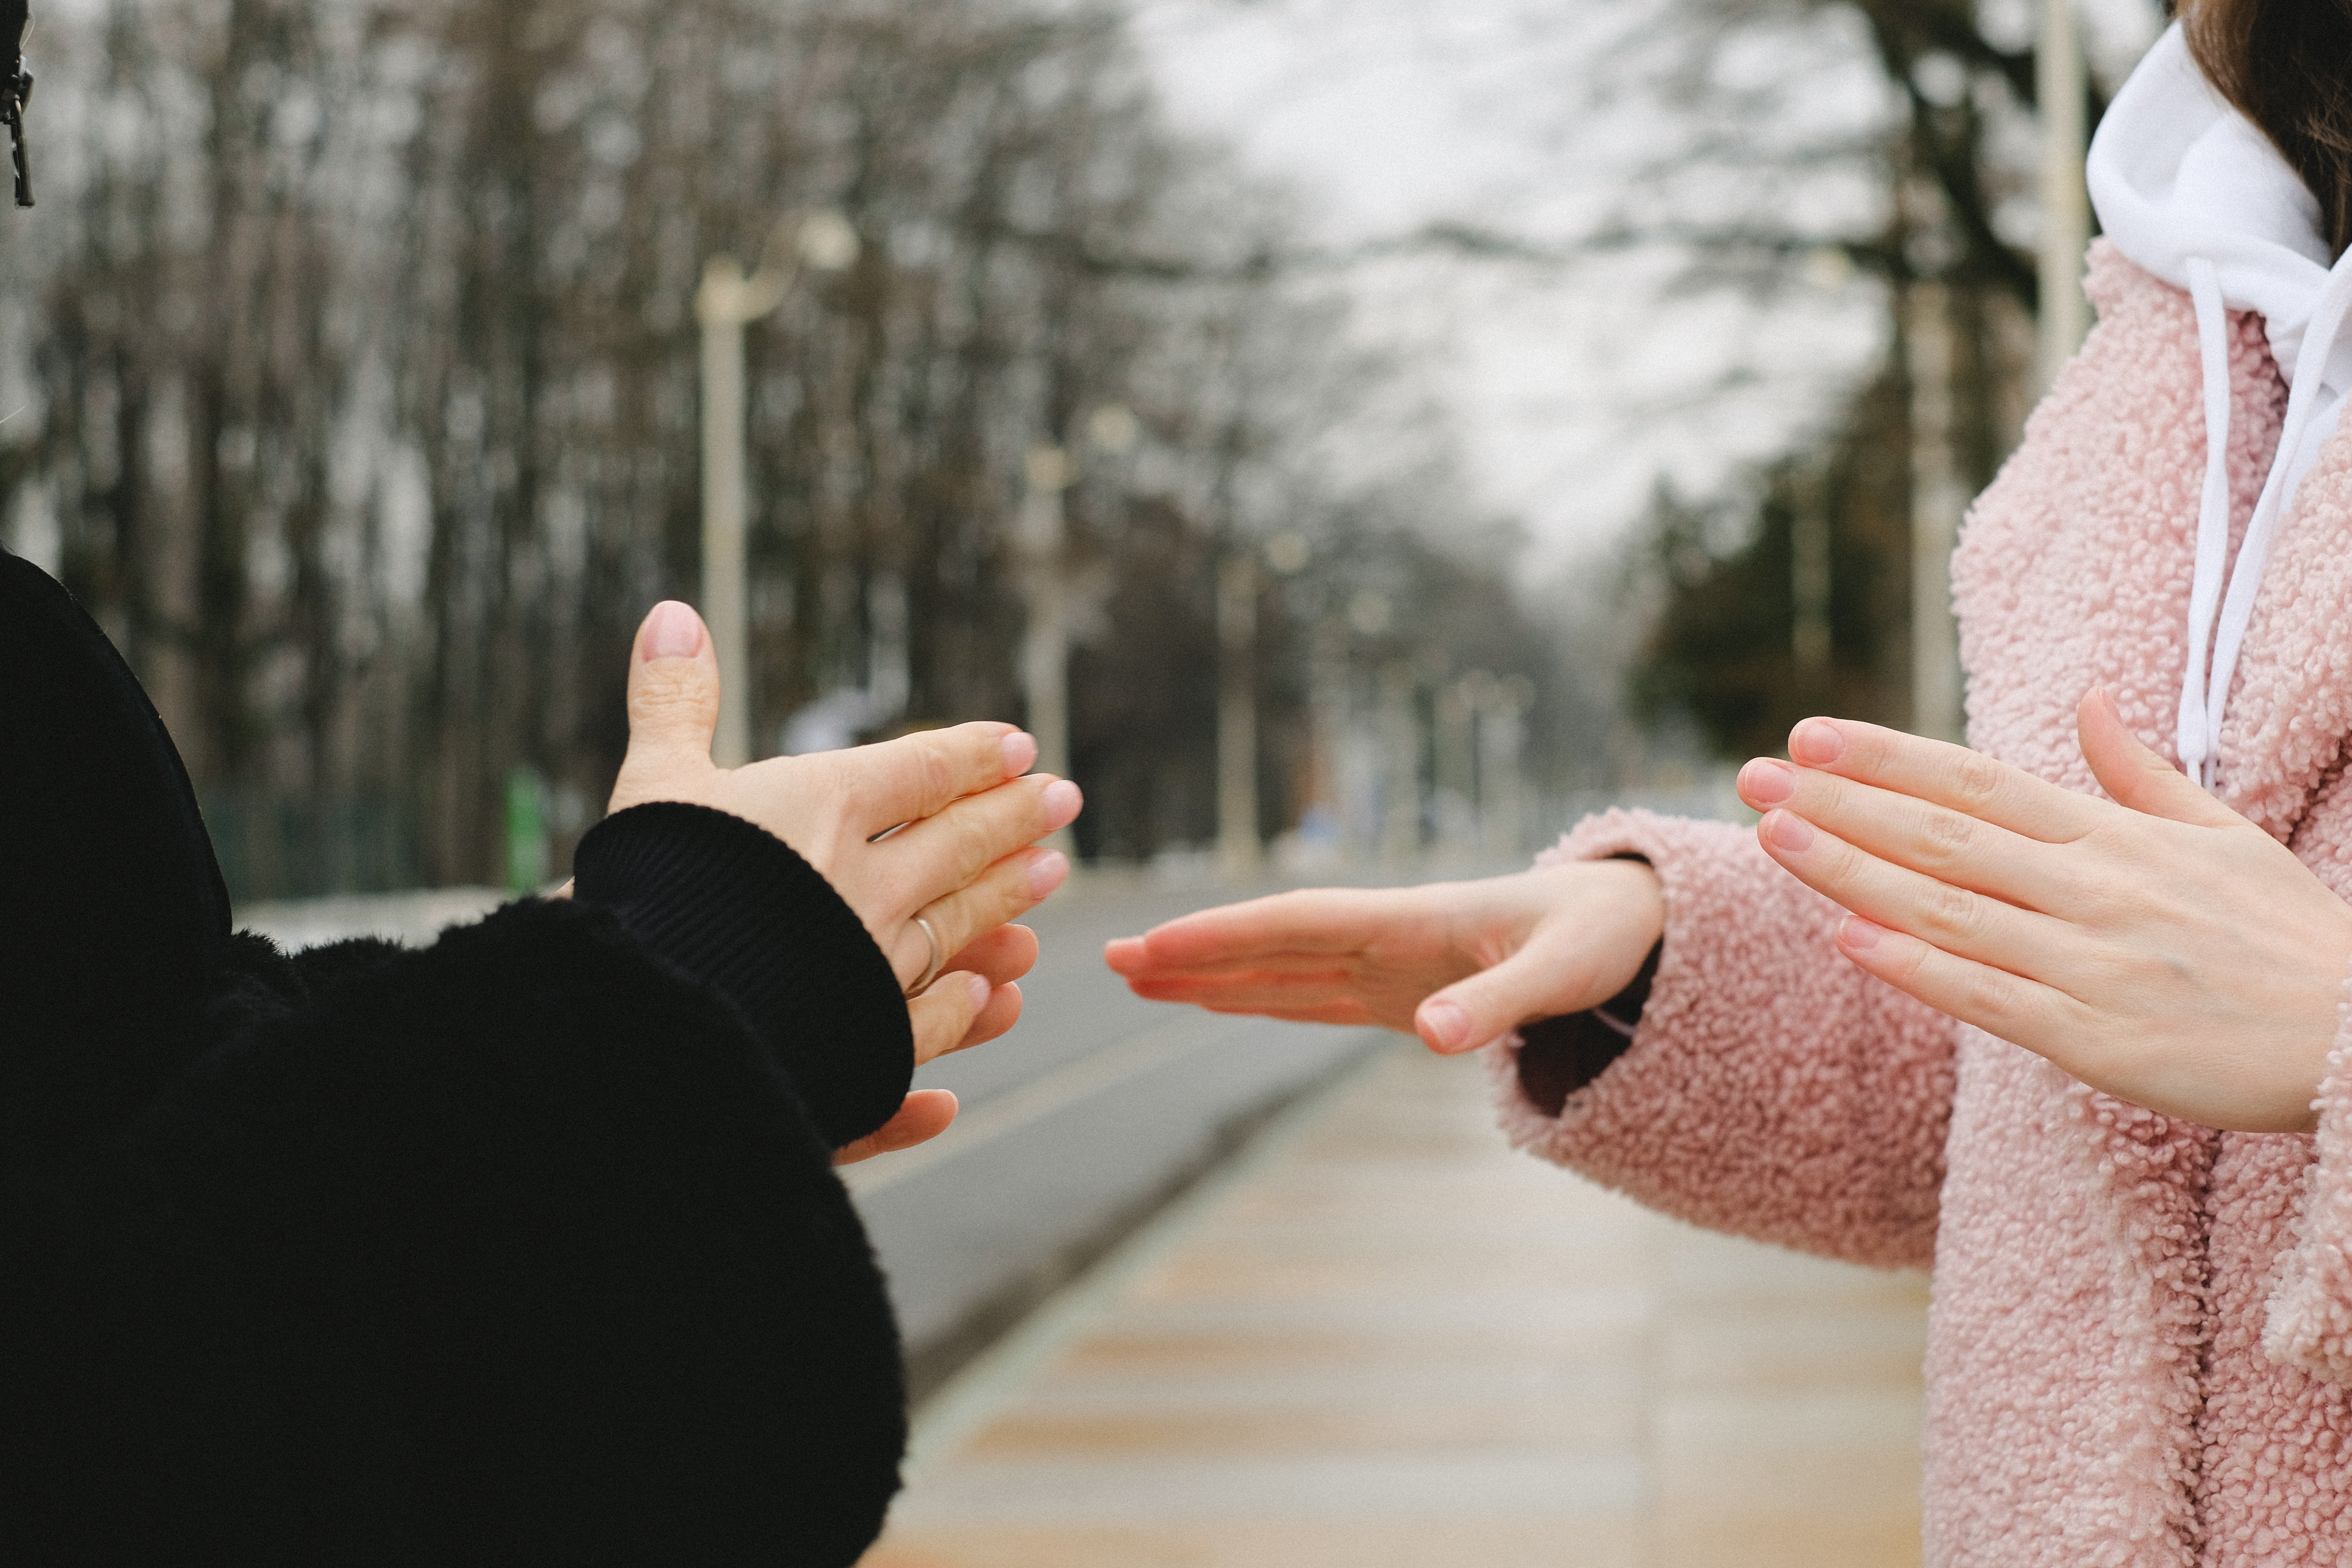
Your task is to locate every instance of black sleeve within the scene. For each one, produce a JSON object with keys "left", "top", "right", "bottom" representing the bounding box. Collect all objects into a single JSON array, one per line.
[
  {"left": 571, "top": 800, "right": 914, "bottom": 1149},
  {"left": 3, "top": 896, "right": 908, "bottom": 1568},
  {"left": 1516, "top": 939, "right": 1663, "bottom": 1116}
]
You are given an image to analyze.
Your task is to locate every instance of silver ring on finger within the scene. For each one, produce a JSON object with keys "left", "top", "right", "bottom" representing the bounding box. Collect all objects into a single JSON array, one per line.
[{"left": 905, "top": 915, "right": 945, "bottom": 998}]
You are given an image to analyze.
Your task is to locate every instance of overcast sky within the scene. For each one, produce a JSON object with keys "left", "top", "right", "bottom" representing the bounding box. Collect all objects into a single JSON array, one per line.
[{"left": 1129, "top": 0, "right": 2163, "bottom": 575}]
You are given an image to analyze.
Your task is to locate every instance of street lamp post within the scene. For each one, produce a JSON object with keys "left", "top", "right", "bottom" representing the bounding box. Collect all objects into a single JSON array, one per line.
[
  {"left": 695, "top": 212, "right": 858, "bottom": 767},
  {"left": 1216, "top": 548, "right": 1261, "bottom": 877},
  {"left": 2038, "top": 0, "right": 2091, "bottom": 392},
  {"left": 1017, "top": 444, "right": 1075, "bottom": 786},
  {"left": 1909, "top": 281, "right": 1967, "bottom": 744},
  {"left": 1016, "top": 445, "right": 1078, "bottom": 858}
]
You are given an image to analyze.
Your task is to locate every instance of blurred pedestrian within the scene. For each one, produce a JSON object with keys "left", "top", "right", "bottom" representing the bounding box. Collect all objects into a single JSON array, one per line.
[
  {"left": 2, "top": 557, "right": 1078, "bottom": 1564},
  {"left": 1111, "top": 7, "right": 2352, "bottom": 1560}
]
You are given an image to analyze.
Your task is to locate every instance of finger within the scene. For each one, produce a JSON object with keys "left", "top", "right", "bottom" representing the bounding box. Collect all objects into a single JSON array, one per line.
[
  {"left": 1116, "top": 953, "right": 1440, "bottom": 1033},
  {"left": 849, "top": 723, "right": 1038, "bottom": 836},
  {"left": 1122, "top": 887, "right": 1413, "bottom": 968},
  {"left": 1414, "top": 935, "right": 1617, "bottom": 1056},
  {"left": 1118, "top": 949, "right": 1379, "bottom": 983},
  {"left": 1737, "top": 756, "right": 2070, "bottom": 911},
  {"left": 891, "top": 846, "right": 1070, "bottom": 984},
  {"left": 943, "top": 923, "right": 1040, "bottom": 988},
  {"left": 614, "top": 601, "right": 722, "bottom": 804},
  {"left": 879, "top": 775, "right": 1082, "bottom": 913},
  {"left": 909, "top": 971, "right": 994, "bottom": 1066},
  {"left": 944, "top": 979, "right": 1025, "bottom": 1056},
  {"left": 1755, "top": 808, "right": 2073, "bottom": 980},
  {"left": 1784, "top": 717, "right": 2104, "bottom": 844},
  {"left": 834, "top": 1090, "right": 960, "bottom": 1166},
  {"left": 1122, "top": 969, "right": 1383, "bottom": 1026},
  {"left": 1831, "top": 915, "right": 2073, "bottom": 1054},
  {"left": 2077, "top": 686, "right": 2241, "bottom": 826}
]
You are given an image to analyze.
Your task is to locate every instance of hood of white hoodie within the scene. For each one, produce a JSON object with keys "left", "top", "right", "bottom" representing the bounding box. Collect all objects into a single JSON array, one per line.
[
  {"left": 2083, "top": 22, "right": 2352, "bottom": 787},
  {"left": 2088, "top": 22, "right": 2341, "bottom": 393}
]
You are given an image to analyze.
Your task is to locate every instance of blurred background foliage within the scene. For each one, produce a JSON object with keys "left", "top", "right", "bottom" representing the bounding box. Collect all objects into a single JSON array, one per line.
[
  {"left": 0, "top": 0, "right": 2145, "bottom": 898},
  {"left": 1, "top": 0, "right": 1555, "bottom": 896}
]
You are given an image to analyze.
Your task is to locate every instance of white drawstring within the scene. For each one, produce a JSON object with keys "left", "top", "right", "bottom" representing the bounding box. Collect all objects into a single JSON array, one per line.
[
  {"left": 2178, "top": 258, "right": 2235, "bottom": 789},
  {"left": 2182, "top": 255, "right": 2352, "bottom": 791}
]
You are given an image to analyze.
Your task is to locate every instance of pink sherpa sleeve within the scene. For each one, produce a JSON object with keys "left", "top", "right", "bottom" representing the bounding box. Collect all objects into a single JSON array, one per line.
[
  {"left": 1488, "top": 809, "right": 1956, "bottom": 1270},
  {"left": 2264, "top": 980, "right": 2352, "bottom": 1381}
]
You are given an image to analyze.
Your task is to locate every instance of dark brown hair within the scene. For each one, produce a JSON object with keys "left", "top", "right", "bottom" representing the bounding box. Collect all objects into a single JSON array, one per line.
[{"left": 2185, "top": 0, "right": 2352, "bottom": 256}]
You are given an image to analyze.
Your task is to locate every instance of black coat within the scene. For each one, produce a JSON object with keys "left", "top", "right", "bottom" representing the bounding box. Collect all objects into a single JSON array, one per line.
[{"left": 0, "top": 546, "right": 917, "bottom": 1566}]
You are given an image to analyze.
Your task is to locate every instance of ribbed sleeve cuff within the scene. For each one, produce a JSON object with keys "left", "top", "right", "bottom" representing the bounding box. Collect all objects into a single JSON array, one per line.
[{"left": 572, "top": 802, "right": 912, "bottom": 1147}]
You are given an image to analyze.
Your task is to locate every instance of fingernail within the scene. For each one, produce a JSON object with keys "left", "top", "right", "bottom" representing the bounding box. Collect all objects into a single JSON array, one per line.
[
  {"left": 1028, "top": 849, "right": 1071, "bottom": 898},
  {"left": 964, "top": 972, "right": 992, "bottom": 1009},
  {"left": 1840, "top": 916, "right": 1885, "bottom": 951},
  {"left": 1739, "top": 758, "right": 1797, "bottom": 806},
  {"left": 1764, "top": 810, "right": 1814, "bottom": 852},
  {"left": 1419, "top": 998, "right": 1470, "bottom": 1052},
  {"left": 644, "top": 600, "right": 701, "bottom": 661},
  {"left": 1042, "top": 779, "right": 1083, "bottom": 830},
  {"left": 1790, "top": 720, "right": 1842, "bottom": 766},
  {"left": 1002, "top": 731, "right": 1039, "bottom": 777}
]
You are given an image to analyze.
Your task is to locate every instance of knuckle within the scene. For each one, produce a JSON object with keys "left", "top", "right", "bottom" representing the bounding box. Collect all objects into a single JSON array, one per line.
[
  {"left": 1947, "top": 750, "right": 2004, "bottom": 811},
  {"left": 949, "top": 804, "right": 999, "bottom": 876},
  {"left": 982, "top": 861, "right": 1029, "bottom": 921},
  {"left": 1916, "top": 804, "right": 1974, "bottom": 868},
  {"left": 1956, "top": 964, "right": 2020, "bottom": 1025},
  {"left": 1889, "top": 938, "right": 1934, "bottom": 987},
  {"left": 916, "top": 739, "right": 957, "bottom": 811},
  {"left": 1846, "top": 726, "right": 1903, "bottom": 779},
  {"left": 631, "top": 678, "right": 709, "bottom": 730},
  {"left": 1923, "top": 880, "right": 1982, "bottom": 941}
]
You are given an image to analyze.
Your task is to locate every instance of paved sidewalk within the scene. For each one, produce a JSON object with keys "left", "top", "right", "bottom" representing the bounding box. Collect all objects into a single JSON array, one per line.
[{"left": 862, "top": 1041, "right": 1930, "bottom": 1568}]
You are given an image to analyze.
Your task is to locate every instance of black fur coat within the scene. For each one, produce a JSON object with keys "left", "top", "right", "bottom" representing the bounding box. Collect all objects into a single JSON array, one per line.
[{"left": 0, "top": 546, "right": 916, "bottom": 1565}]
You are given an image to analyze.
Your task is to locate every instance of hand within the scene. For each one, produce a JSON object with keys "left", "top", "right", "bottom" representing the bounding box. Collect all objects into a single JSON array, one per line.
[
  {"left": 1735, "top": 690, "right": 2352, "bottom": 1133},
  {"left": 835, "top": 926, "right": 1038, "bottom": 1167},
  {"left": 1104, "top": 858, "right": 1664, "bottom": 1055},
  {"left": 607, "top": 601, "right": 1082, "bottom": 1147}
]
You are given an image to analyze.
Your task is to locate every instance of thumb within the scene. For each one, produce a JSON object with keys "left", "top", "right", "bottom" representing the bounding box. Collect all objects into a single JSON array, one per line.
[
  {"left": 2078, "top": 686, "right": 2239, "bottom": 826},
  {"left": 614, "top": 600, "right": 722, "bottom": 806},
  {"left": 1415, "top": 940, "right": 1588, "bottom": 1058}
]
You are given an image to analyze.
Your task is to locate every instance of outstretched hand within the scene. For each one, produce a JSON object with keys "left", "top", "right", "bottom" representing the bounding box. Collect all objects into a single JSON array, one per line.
[
  {"left": 1105, "top": 858, "right": 1664, "bottom": 1056},
  {"left": 1736, "top": 690, "right": 2352, "bottom": 1133},
  {"left": 601, "top": 601, "right": 1081, "bottom": 1161}
]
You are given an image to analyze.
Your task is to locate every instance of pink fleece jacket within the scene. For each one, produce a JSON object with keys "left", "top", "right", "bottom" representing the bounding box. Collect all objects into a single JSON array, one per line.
[{"left": 1494, "top": 243, "right": 2352, "bottom": 1564}]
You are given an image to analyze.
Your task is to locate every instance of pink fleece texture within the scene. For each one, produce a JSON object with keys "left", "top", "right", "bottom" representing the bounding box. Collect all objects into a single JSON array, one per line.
[{"left": 1493, "top": 242, "right": 2352, "bottom": 1564}]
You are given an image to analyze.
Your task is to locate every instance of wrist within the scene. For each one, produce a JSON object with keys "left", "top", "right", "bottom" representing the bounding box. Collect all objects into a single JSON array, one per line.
[
  {"left": 1525, "top": 855, "right": 1664, "bottom": 1004},
  {"left": 573, "top": 802, "right": 913, "bottom": 1147}
]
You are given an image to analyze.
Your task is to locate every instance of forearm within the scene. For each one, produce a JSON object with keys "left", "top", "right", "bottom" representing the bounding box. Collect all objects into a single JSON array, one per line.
[{"left": 1494, "top": 810, "right": 1956, "bottom": 1269}]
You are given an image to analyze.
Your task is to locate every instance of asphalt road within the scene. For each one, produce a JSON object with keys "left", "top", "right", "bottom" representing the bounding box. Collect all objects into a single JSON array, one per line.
[{"left": 842, "top": 871, "right": 1389, "bottom": 1395}]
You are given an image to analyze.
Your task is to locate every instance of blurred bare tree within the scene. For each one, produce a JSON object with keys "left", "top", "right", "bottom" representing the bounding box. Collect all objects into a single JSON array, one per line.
[
  {"left": 4, "top": 0, "right": 1559, "bottom": 896},
  {"left": 1599, "top": 0, "right": 2139, "bottom": 754}
]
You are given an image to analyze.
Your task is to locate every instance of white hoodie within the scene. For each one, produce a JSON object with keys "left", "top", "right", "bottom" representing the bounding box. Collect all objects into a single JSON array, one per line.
[{"left": 2086, "top": 21, "right": 2352, "bottom": 786}]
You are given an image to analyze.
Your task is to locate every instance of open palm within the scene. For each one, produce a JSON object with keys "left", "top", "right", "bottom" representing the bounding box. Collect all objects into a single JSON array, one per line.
[{"left": 1105, "top": 859, "right": 1663, "bottom": 1054}]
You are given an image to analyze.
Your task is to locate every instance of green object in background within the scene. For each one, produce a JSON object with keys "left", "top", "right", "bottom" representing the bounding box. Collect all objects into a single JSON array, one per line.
[{"left": 505, "top": 766, "right": 549, "bottom": 894}]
